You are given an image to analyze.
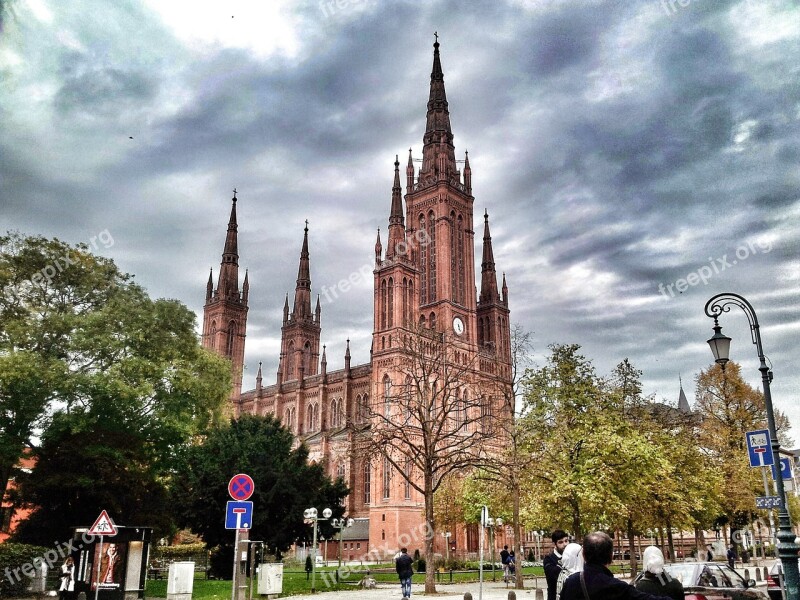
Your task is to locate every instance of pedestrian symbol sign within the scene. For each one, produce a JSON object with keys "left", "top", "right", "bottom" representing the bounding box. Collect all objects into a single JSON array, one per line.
[
  {"left": 88, "top": 510, "right": 118, "bottom": 536},
  {"left": 745, "top": 429, "right": 774, "bottom": 468}
]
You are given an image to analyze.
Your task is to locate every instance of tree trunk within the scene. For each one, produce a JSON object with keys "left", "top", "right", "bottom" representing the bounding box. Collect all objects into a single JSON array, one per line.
[
  {"left": 627, "top": 516, "right": 637, "bottom": 575},
  {"left": 424, "top": 476, "right": 437, "bottom": 593},
  {"left": 513, "top": 479, "right": 524, "bottom": 589},
  {"left": 666, "top": 518, "right": 675, "bottom": 562}
]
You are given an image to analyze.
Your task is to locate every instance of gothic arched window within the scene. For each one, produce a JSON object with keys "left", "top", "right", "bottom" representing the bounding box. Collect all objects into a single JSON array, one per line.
[
  {"left": 363, "top": 461, "right": 372, "bottom": 504},
  {"left": 226, "top": 320, "right": 236, "bottom": 356},
  {"left": 382, "top": 456, "right": 391, "bottom": 499},
  {"left": 210, "top": 320, "right": 217, "bottom": 349},
  {"left": 427, "top": 211, "right": 437, "bottom": 302},
  {"left": 383, "top": 375, "right": 391, "bottom": 418},
  {"left": 286, "top": 342, "right": 295, "bottom": 379},
  {"left": 419, "top": 215, "right": 427, "bottom": 304},
  {"left": 457, "top": 214, "right": 465, "bottom": 305},
  {"left": 387, "top": 277, "right": 394, "bottom": 328},
  {"left": 381, "top": 279, "right": 387, "bottom": 329}
]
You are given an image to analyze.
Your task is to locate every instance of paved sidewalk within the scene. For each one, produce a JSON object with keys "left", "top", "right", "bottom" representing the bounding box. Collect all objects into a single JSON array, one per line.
[{"left": 281, "top": 579, "right": 544, "bottom": 600}]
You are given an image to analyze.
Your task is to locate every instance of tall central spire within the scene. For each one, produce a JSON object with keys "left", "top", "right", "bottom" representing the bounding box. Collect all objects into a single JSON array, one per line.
[
  {"left": 420, "top": 36, "right": 457, "bottom": 180},
  {"left": 217, "top": 191, "right": 240, "bottom": 298},
  {"left": 293, "top": 221, "right": 312, "bottom": 319}
]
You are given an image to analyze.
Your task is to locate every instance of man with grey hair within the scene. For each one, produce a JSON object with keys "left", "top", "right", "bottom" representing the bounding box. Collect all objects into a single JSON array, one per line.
[{"left": 560, "top": 532, "right": 672, "bottom": 600}]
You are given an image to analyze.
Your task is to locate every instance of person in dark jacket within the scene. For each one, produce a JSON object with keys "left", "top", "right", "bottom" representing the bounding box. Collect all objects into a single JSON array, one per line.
[
  {"left": 635, "top": 546, "right": 684, "bottom": 600},
  {"left": 545, "top": 530, "right": 570, "bottom": 600},
  {"left": 395, "top": 547, "right": 414, "bottom": 599},
  {"left": 727, "top": 544, "right": 737, "bottom": 570},
  {"left": 560, "top": 532, "right": 673, "bottom": 600}
]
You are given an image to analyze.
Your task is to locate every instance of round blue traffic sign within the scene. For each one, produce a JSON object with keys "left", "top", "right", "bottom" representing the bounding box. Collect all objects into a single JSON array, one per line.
[{"left": 228, "top": 473, "right": 255, "bottom": 501}]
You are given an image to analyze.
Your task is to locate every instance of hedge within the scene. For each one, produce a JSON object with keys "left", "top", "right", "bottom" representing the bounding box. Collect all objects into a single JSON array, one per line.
[{"left": 0, "top": 542, "right": 52, "bottom": 597}]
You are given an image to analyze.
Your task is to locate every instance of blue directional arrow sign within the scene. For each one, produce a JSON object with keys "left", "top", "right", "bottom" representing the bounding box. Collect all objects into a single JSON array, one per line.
[
  {"left": 225, "top": 501, "right": 253, "bottom": 530},
  {"left": 771, "top": 457, "right": 792, "bottom": 481},
  {"left": 745, "top": 429, "right": 774, "bottom": 467}
]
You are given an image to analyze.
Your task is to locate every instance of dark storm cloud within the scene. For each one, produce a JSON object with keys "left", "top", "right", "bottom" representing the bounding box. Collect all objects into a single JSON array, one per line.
[{"left": 1, "top": 0, "right": 799, "bottom": 427}]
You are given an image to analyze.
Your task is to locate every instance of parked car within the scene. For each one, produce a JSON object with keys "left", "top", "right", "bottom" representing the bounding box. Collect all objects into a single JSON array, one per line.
[
  {"left": 767, "top": 560, "right": 800, "bottom": 600},
  {"left": 633, "top": 562, "right": 767, "bottom": 600}
]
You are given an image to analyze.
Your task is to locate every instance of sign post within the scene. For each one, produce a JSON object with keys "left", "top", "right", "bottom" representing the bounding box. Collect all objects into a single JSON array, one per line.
[
  {"left": 228, "top": 475, "right": 254, "bottom": 600},
  {"left": 87, "top": 511, "right": 117, "bottom": 600}
]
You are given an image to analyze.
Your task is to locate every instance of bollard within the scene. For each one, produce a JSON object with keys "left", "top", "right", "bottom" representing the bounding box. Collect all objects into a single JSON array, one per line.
[
  {"left": 464, "top": 593, "right": 473, "bottom": 600},
  {"left": 756, "top": 569, "right": 761, "bottom": 582},
  {"left": 764, "top": 567, "right": 769, "bottom": 580},
  {"left": 535, "top": 588, "right": 545, "bottom": 600},
  {"left": 744, "top": 568, "right": 749, "bottom": 580},
  {"left": 508, "top": 592, "right": 517, "bottom": 600}
]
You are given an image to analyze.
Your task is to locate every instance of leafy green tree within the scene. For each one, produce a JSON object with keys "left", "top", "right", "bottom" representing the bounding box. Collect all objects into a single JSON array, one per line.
[
  {"left": 174, "top": 414, "right": 349, "bottom": 572},
  {"left": 1, "top": 232, "right": 231, "bottom": 540}
]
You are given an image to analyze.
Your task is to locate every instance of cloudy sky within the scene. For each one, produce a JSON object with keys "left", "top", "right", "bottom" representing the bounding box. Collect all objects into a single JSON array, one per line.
[{"left": 2, "top": 0, "right": 799, "bottom": 435}]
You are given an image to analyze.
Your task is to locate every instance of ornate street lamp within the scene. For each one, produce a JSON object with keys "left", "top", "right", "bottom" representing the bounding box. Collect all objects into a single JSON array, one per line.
[
  {"left": 303, "top": 507, "right": 332, "bottom": 593},
  {"left": 442, "top": 532, "right": 452, "bottom": 564},
  {"left": 705, "top": 293, "right": 799, "bottom": 600},
  {"left": 330, "top": 517, "right": 354, "bottom": 570},
  {"left": 485, "top": 517, "right": 503, "bottom": 581}
]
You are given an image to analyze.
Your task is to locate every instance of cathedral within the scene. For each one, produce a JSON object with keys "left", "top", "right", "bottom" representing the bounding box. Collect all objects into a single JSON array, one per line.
[{"left": 201, "top": 39, "right": 513, "bottom": 558}]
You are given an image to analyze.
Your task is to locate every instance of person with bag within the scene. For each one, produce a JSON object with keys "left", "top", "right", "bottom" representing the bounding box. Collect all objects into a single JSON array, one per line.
[
  {"left": 560, "top": 532, "right": 673, "bottom": 600},
  {"left": 556, "top": 543, "right": 584, "bottom": 600}
]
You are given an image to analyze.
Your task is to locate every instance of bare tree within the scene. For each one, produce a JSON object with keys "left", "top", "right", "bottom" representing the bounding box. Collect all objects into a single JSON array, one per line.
[
  {"left": 352, "top": 324, "right": 507, "bottom": 593},
  {"left": 474, "top": 323, "right": 534, "bottom": 589}
]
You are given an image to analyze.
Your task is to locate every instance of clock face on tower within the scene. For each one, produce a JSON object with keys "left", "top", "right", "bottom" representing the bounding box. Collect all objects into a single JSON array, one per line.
[{"left": 452, "top": 316, "right": 465, "bottom": 336}]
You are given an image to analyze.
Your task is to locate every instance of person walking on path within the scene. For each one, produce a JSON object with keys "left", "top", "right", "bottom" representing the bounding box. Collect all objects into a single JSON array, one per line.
[
  {"left": 560, "top": 532, "right": 673, "bottom": 600},
  {"left": 555, "top": 543, "right": 584, "bottom": 600},
  {"left": 726, "top": 544, "right": 736, "bottom": 570},
  {"left": 395, "top": 547, "right": 414, "bottom": 600},
  {"left": 500, "top": 545, "right": 510, "bottom": 582},
  {"left": 635, "top": 546, "right": 684, "bottom": 600},
  {"left": 545, "top": 530, "right": 570, "bottom": 600}
]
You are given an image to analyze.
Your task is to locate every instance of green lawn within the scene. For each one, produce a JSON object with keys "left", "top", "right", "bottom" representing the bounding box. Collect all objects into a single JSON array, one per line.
[
  {"left": 144, "top": 565, "right": 548, "bottom": 599},
  {"left": 143, "top": 563, "right": 635, "bottom": 598}
]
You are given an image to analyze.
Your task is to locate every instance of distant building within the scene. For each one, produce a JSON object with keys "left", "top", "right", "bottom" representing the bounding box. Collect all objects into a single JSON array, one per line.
[
  {"left": 202, "top": 39, "right": 513, "bottom": 556},
  {"left": 1, "top": 451, "right": 35, "bottom": 542}
]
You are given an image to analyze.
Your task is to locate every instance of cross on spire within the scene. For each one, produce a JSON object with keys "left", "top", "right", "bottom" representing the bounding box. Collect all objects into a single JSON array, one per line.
[{"left": 232, "top": 187, "right": 238, "bottom": 201}]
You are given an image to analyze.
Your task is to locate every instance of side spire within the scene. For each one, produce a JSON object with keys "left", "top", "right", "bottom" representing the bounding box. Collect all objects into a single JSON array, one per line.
[
  {"left": 386, "top": 155, "right": 406, "bottom": 260},
  {"left": 678, "top": 375, "right": 691, "bottom": 413},
  {"left": 375, "top": 228, "right": 382, "bottom": 266},
  {"left": 217, "top": 191, "right": 241, "bottom": 299},
  {"left": 479, "top": 210, "right": 499, "bottom": 303}
]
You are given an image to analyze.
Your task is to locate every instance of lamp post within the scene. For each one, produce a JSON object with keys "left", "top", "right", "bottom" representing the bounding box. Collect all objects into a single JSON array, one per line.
[
  {"left": 331, "top": 517, "right": 354, "bottom": 571},
  {"left": 705, "top": 292, "right": 799, "bottom": 600},
  {"left": 443, "top": 532, "right": 452, "bottom": 564},
  {"left": 303, "top": 507, "right": 332, "bottom": 593},
  {"left": 485, "top": 517, "right": 503, "bottom": 581}
]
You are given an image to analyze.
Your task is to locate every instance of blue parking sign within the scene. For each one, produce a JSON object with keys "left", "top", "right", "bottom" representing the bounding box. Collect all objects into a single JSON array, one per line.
[
  {"left": 745, "top": 429, "right": 774, "bottom": 467},
  {"left": 226, "top": 501, "right": 253, "bottom": 529},
  {"left": 772, "top": 457, "right": 792, "bottom": 481}
]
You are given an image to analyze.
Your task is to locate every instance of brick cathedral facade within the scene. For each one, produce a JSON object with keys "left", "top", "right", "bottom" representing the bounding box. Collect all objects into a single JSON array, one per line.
[{"left": 202, "top": 40, "right": 513, "bottom": 557}]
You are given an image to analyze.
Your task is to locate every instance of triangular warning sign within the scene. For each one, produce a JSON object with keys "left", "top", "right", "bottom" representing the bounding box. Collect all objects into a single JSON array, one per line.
[{"left": 88, "top": 510, "right": 118, "bottom": 536}]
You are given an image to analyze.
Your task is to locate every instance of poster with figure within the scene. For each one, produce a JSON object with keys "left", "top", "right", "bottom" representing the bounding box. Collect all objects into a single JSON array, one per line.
[{"left": 90, "top": 542, "right": 126, "bottom": 590}]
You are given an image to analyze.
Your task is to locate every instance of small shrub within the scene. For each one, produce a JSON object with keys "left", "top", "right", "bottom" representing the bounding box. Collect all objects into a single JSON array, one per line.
[
  {"left": 413, "top": 549, "right": 420, "bottom": 561},
  {"left": 415, "top": 558, "right": 426, "bottom": 573},
  {"left": 528, "top": 549, "right": 535, "bottom": 562},
  {"left": 208, "top": 545, "right": 234, "bottom": 580}
]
